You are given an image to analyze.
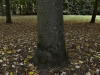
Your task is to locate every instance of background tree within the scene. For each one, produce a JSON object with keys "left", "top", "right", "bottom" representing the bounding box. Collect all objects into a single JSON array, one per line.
[
  {"left": 10, "top": 0, "right": 18, "bottom": 15},
  {"left": 63, "top": 0, "right": 95, "bottom": 15},
  {"left": 90, "top": 0, "right": 99, "bottom": 23},
  {"left": 5, "top": 0, "right": 12, "bottom": 23},
  {"left": 0, "top": 0, "right": 5, "bottom": 16},
  {"left": 25, "top": 0, "right": 33, "bottom": 15},
  {"left": 31, "top": 0, "right": 69, "bottom": 75},
  {"left": 6, "top": 0, "right": 100, "bottom": 15}
]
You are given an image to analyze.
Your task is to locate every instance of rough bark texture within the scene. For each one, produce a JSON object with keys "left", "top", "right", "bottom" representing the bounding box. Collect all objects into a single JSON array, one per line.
[
  {"left": 31, "top": 0, "right": 69, "bottom": 74},
  {"left": 90, "top": 0, "right": 99, "bottom": 23},
  {"left": 5, "top": 0, "right": 12, "bottom": 23}
]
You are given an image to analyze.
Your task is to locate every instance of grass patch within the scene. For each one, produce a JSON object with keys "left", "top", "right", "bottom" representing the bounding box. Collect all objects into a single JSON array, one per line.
[
  {"left": 0, "top": 15, "right": 100, "bottom": 23},
  {"left": 63, "top": 15, "right": 100, "bottom": 22}
]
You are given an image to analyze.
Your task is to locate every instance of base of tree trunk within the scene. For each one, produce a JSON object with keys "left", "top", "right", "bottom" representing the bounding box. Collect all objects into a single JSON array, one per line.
[
  {"left": 89, "top": 21, "right": 95, "bottom": 23},
  {"left": 38, "top": 67, "right": 49, "bottom": 75},
  {"left": 6, "top": 21, "right": 13, "bottom": 23},
  {"left": 29, "top": 49, "right": 69, "bottom": 67},
  {"left": 29, "top": 53, "right": 69, "bottom": 75}
]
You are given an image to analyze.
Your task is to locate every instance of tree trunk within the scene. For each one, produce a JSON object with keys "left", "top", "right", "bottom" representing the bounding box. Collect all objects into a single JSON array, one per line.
[
  {"left": 27, "top": 0, "right": 33, "bottom": 14},
  {"left": 5, "top": 0, "right": 12, "bottom": 23},
  {"left": 12, "top": 5, "right": 16, "bottom": 15},
  {"left": 19, "top": 4, "right": 21, "bottom": 15},
  {"left": 1, "top": 0, "right": 5, "bottom": 16},
  {"left": 90, "top": 0, "right": 99, "bottom": 23},
  {"left": 31, "top": 0, "right": 69, "bottom": 75}
]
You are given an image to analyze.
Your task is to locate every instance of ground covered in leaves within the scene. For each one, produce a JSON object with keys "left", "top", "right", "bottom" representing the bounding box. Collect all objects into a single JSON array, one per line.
[{"left": 0, "top": 16, "right": 100, "bottom": 75}]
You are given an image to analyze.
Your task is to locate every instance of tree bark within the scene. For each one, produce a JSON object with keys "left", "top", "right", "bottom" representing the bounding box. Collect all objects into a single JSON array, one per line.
[
  {"left": 5, "top": 0, "right": 12, "bottom": 23},
  {"left": 90, "top": 0, "right": 99, "bottom": 23},
  {"left": 31, "top": 0, "right": 69, "bottom": 75}
]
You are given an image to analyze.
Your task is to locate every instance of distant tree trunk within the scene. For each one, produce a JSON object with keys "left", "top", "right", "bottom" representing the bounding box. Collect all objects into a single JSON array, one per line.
[
  {"left": 1, "top": 0, "right": 5, "bottom": 16},
  {"left": 90, "top": 0, "right": 99, "bottom": 23},
  {"left": 19, "top": 3, "right": 21, "bottom": 15},
  {"left": 31, "top": 0, "right": 69, "bottom": 75},
  {"left": 12, "top": 5, "right": 16, "bottom": 15},
  {"left": 26, "top": 0, "right": 33, "bottom": 14},
  {"left": 5, "top": 0, "right": 12, "bottom": 23}
]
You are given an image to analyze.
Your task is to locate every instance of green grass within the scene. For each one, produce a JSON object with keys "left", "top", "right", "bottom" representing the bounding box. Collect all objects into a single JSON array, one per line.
[
  {"left": 12, "top": 15, "right": 37, "bottom": 20},
  {"left": 63, "top": 15, "right": 100, "bottom": 22},
  {"left": 0, "top": 15, "right": 100, "bottom": 22}
]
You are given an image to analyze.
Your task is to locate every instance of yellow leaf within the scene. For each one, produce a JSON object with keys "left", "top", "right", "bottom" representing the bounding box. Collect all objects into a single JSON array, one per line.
[
  {"left": 29, "top": 71, "right": 34, "bottom": 75},
  {"left": 10, "top": 72, "right": 13, "bottom": 75},
  {"left": 76, "top": 45, "right": 80, "bottom": 50},
  {"left": 86, "top": 54, "right": 91, "bottom": 56},
  {"left": 28, "top": 55, "right": 33, "bottom": 58},
  {"left": 93, "top": 50, "right": 96, "bottom": 52},
  {"left": 12, "top": 50, "right": 15, "bottom": 53},
  {"left": 29, "top": 56, "right": 33, "bottom": 58},
  {"left": 6, "top": 51, "right": 12, "bottom": 54},
  {"left": 24, "top": 59, "right": 27, "bottom": 63},
  {"left": 3, "top": 57, "right": 6, "bottom": 61},
  {"left": 93, "top": 55, "right": 99, "bottom": 58},
  {"left": 85, "top": 43, "right": 90, "bottom": 47}
]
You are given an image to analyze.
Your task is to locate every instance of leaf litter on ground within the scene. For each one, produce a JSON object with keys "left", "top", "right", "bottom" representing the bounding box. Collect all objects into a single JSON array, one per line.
[{"left": 0, "top": 17, "right": 100, "bottom": 75}]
